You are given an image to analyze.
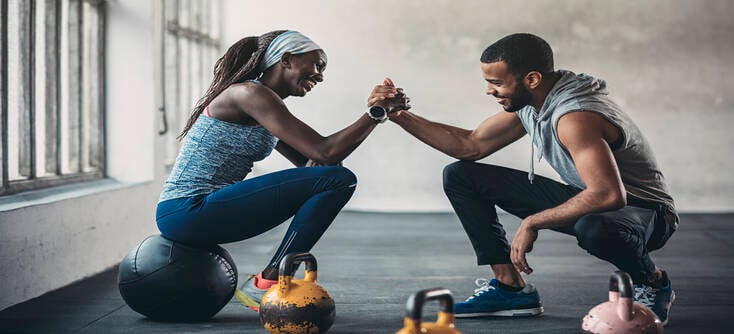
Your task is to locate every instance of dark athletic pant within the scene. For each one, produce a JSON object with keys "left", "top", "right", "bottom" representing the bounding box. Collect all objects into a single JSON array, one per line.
[
  {"left": 442, "top": 161, "right": 662, "bottom": 284},
  {"left": 156, "top": 166, "right": 356, "bottom": 268}
]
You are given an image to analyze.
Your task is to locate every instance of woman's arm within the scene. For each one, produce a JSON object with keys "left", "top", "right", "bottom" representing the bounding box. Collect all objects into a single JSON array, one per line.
[
  {"left": 230, "top": 82, "right": 405, "bottom": 165},
  {"left": 275, "top": 141, "right": 308, "bottom": 167}
]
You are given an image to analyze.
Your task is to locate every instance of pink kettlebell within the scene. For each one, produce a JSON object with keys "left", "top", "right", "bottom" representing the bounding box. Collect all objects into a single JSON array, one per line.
[{"left": 582, "top": 271, "right": 663, "bottom": 334}]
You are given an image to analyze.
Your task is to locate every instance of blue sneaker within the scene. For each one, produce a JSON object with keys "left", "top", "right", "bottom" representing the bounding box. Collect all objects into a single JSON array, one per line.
[
  {"left": 454, "top": 278, "right": 543, "bottom": 317},
  {"left": 634, "top": 271, "right": 675, "bottom": 326}
]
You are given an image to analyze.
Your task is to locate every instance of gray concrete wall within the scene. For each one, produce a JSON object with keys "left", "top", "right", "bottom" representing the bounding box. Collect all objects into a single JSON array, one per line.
[{"left": 225, "top": 0, "right": 734, "bottom": 212}]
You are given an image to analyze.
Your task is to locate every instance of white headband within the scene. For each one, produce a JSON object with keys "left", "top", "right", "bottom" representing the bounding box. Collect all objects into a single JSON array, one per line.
[{"left": 259, "top": 31, "right": 325, "bottom": 72}]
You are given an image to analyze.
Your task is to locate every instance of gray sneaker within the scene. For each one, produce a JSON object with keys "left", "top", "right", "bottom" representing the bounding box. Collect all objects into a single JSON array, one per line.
[{"left": 234, "top": 274, "right": 268, "bottom": 312}]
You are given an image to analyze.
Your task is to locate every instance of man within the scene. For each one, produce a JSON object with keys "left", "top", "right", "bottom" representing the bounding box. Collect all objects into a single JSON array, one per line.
[{"left": 385, "top": 33, "right": 677, "bottom": 324}]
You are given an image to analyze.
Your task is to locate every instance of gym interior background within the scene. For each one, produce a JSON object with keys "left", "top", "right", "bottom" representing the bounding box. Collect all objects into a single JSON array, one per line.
[{"left": 0, "top": 0, "right": 732, "bottom": 324}]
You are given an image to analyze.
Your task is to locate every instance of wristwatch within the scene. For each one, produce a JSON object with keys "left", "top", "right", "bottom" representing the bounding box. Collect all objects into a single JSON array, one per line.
[{"left": 366, "top": 105, "right": 388, "bottom": 123}]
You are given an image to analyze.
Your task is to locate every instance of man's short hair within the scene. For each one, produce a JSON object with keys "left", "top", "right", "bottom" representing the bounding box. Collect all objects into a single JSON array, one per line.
[{"left": 480, "top": 33, "right": 554, "bottom": 78}]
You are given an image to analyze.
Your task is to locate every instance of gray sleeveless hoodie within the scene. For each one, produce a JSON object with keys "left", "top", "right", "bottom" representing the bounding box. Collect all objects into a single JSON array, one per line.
[{"left": 516, "top": 70, "right": 676, "bottom": 216}]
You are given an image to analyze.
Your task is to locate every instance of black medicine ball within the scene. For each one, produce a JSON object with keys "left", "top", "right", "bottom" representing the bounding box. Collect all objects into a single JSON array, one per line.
[{"left": 117, "top": 235, "right": 237, "bottom": 321}]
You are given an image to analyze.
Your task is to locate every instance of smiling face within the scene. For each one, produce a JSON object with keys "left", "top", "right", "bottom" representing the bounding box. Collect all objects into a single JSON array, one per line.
[
  {"left": 481, "top": 61, "right": 532, "bottom": 112},
  {"left": 282, "top": 50, "right": 327, "bottom": 97}
]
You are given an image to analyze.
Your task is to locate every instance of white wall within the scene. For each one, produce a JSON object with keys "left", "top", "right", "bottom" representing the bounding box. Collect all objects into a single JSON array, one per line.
[
  {"left": 225, "top": 0, "right": 734, "bottom": 213},
  {"left": 0, "top": 0, "right": 163, "bottom": 310}
]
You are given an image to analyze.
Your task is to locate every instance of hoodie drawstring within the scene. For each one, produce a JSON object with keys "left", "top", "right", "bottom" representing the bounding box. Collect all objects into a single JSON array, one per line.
[{"left": 529, "top": 113, "right": 544, "bottom": 184}]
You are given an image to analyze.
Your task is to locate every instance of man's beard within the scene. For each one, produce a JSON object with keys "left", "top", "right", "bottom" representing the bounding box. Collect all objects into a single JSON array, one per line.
[{"left": 502, "top": 84, "right": 533, "bottom": 112}]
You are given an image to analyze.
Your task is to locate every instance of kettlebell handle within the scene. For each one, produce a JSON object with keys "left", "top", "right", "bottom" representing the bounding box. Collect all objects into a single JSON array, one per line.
[
  {"left": 276, "top": 252, "right": 318, "bottom": 297},
  {"left": 405, "top": 288, "right": 455, "bottom": 327},
  {"left": 608, "top": 270, "right": 634, "bottom": 321},
  {"left": 609, "top": 271, "right": 633, "bottom": 298},
  {"left": 279, "top": 252, "right": 318, "bottom": 279}
]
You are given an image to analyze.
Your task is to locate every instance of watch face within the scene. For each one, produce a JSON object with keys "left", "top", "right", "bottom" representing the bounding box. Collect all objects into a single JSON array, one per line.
[{"left": 369, "top": 106, "right": 386, "bottom": 118}]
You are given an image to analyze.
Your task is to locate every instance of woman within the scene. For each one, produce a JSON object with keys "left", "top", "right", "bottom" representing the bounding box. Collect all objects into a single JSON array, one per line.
[{"left": 155, "top": 30, "right": 408, "bottom": 311}]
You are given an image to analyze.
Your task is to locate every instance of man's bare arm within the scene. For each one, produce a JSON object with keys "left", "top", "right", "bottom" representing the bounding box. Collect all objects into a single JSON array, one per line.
[
  {"left": 511, "top": 111, "right": 626, "bottom": 273},
  {"left": 389, "top": 110, "right": 526, "bottom": 160},
  {"left": 526, "top": 111, "right": 626, "bottom": 230}
]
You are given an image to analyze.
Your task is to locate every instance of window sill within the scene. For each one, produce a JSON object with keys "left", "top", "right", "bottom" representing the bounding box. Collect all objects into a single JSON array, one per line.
[{"left": 0, "top": 178, "right": 150, "bottom": 212}]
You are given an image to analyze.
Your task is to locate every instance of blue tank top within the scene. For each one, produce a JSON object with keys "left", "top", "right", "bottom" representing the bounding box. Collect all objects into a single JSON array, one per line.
[{"left": 159, "top": 115, "right": 278, "bottom": 202}]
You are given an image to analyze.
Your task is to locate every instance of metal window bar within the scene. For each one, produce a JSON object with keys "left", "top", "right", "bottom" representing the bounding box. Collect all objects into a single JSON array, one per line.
[
  {"left": 0, "top": 0, "right": 105, "bottom": 196},
  {"left": 160, "top": 0, "right": 220, "bottom": 166},
  {"left": 1, "top": 0, "right": 8, "bottom": 189}
]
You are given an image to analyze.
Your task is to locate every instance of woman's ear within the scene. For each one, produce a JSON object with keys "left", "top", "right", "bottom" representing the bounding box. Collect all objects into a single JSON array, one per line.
[{"left": 280, "top": 52, "right": 293, "bottom": 68}]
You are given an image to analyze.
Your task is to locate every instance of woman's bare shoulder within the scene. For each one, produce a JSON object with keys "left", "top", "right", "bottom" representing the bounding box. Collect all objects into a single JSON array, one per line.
[
  {"left": 228, "top": 81, "right": 272, "bottom": 97},
  {"left": 224, "top": 82, "right": 280, "bottom": 106}
]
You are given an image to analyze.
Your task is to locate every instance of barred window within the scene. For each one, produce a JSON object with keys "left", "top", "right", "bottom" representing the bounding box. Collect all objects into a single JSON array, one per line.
[
  {"left": 1, "top": 0, "right": 105, "bottom": 196},
  {"left": 160, "top": 0, "right": 221, "bottom": 165}
]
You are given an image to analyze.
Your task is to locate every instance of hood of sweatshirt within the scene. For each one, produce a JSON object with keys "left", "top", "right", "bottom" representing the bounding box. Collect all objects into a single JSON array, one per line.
[{"left": 524, "top": 70, "right": 610, "bottom": 183}]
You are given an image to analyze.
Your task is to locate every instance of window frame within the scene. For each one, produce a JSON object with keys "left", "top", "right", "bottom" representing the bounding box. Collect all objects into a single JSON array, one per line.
[
  {"left": 0, "top": 0, "right": 106, "bottom": 196},
  {"left": 159, "top": 0, "right": 221, "bottom": 167}
]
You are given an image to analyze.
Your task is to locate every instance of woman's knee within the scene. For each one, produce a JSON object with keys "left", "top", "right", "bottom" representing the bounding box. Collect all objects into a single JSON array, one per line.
[{"left": 318, "top": 165, "right": 357, "bottom": 189}]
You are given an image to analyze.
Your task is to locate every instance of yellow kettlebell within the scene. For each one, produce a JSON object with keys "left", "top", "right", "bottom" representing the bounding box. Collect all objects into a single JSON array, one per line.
[
  {"left": 259, "top": 252, "right": 335, "bottom": 334},
  {"left": 396, "top": 288, "right": 461, "bottom": 334}
]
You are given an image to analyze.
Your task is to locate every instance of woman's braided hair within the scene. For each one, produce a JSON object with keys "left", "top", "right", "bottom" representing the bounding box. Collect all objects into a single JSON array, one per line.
[{"left": 178, "top": 30, "right": 287, "bottom": 140}]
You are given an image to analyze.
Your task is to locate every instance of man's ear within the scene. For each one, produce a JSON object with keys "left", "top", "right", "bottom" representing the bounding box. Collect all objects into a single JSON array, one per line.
[
  {"left": 280, "top": 52, "right": 293, "bottom": 68},
  {"left": 524, "top": 71, "right": 543, "bottom": 89}
]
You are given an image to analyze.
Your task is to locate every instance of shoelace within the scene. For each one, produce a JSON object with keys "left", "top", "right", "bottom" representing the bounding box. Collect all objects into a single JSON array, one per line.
[
  {"left": 634, "top": 284, "right": 656, "bottom": 308},
  {"left": 466, "top": 278, "right": 495, "bottom": 300}
]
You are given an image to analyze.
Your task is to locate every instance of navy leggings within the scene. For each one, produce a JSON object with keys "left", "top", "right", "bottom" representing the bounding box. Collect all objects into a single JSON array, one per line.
[
  {"left": 442, "top": 161, "right": 671, "bottom": 284},
  {"left": 156, "top": 166, "right": 356, "bottom": 268}
]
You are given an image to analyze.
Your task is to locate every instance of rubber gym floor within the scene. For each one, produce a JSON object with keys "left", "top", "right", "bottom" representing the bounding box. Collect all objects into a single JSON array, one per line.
[{"left": 1, "top": 211, "right": 732, "bottom": 333}]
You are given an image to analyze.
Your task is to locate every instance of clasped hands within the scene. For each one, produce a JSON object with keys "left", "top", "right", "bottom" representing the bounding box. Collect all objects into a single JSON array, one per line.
[{"left": 367, "top": 78, "right": 411, "bottom": 116}]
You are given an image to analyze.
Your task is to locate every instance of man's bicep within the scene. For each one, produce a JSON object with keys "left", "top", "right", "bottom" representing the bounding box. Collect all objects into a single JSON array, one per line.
[{"left": 471, "top": 112, "right": 526, "bottom": 158}]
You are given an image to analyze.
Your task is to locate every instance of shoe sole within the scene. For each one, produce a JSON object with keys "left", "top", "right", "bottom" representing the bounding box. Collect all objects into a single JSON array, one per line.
[
  {"left": 455, "top": 306, "right": 544, "bottom": 318},
  {"left": 660, "top": 290, "right": 676, "bottom": 326},
  {"left": 234, "top": 289, "right": 260, "bottom": 313}
]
